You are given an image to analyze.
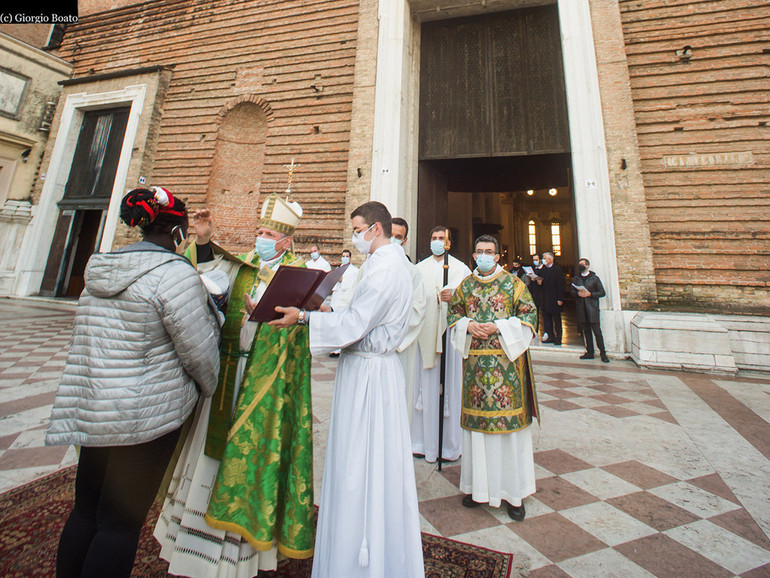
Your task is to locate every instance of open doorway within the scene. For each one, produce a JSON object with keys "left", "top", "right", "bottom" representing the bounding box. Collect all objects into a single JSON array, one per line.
[
  {"left": 40, "top": 106, "right": 129, "bottom": 297},
  {"left": 416, "top": 5, "right": 580, "bottom": 344},
  {"left": 419, "top": 155, "right": 581, "bottom": 345}
]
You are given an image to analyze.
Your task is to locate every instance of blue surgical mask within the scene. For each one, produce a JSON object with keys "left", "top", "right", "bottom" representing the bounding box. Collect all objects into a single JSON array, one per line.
[
  {"left": 430, "top": 239, "right": 445, "bottom": 256},
  {"left": 254, "top": 236, "right": 278, "bottom": 261},
  {"left": 391, "top": 237, "right": 402, "bottom": 245},
  {"left": 311, "top": 251, "right": 320, "bottom": 260},
  {"left": 341, "top": 256, "right": 350, "bottom": 265},
  {"left": 475, "top": 254, "right": 496, "bottom": 272}
]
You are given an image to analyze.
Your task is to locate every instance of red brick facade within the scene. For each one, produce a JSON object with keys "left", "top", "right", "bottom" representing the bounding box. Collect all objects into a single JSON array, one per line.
[
  {"left": 619, "top": 0, "right": 770, "bottom": 314},
  {"left": 57, "top": 0, "right": 359, "bottom": 255},
  {"left": 46, "top": 0, "right": 769, "bottom": 314}
]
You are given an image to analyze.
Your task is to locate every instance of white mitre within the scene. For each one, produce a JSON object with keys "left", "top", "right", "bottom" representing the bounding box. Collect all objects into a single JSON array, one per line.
[{"left": 258, "top": 193, "right": 302, "bottom": 235}]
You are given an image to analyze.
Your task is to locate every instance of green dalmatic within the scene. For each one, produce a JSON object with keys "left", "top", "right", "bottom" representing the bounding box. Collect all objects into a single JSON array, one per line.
[{"left": 448, "top": 269, "right": 539, "bottom": 434}]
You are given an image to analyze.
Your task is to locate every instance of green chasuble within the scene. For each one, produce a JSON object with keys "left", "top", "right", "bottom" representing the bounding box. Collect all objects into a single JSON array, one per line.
[
  {"left": 448, "top": 269, "right": 539, "bottom": 434},
  {"left": 202, "top": 249, "right": 315, "bottom": 559}
]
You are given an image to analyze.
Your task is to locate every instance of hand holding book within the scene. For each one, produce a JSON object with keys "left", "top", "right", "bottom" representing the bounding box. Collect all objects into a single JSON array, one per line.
[{"left": 249, "top": 264, "right": 349, "bottom": 322}]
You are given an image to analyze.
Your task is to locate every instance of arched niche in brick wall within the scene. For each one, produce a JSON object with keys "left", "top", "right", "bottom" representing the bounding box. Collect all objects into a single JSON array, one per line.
[{"left": 206, "top": 97, "right": 272, "bottom": 251}]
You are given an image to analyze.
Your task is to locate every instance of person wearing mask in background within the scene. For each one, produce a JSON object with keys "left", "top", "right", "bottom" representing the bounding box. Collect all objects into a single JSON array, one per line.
[
  {"left": 412, "top": 226, "right": 471, "bottom": 463},
  {"left": 330, "top": 249, "right": 359, "bottom": 311},
  {"left": 391, "top": 216, "right": 413, "bottom": 262},
  {"left": 536, "top": 251, "right": 564, "bottom": 345},
  {"left": 511, "top": 256, "right": 530, "bottom": 288},
  {"left": 391, "top": 217, "right": 427, "bottom": 425},
  {"left": 307, "top": 244, "right": 332, "bottom": 272},
  {"left": 448, "top": 235, "right": 539, "bottom": 522},
  {"left": 328, "top": 249, "right": 361, "bottom": 357},
  {"left": 528, "top": 254, "right": 544, "bottom": 339},
  {"left": 46, "top": 187, "right": 221, "bottom": 578},
  {"left": 572, "top": 257, "right": 609, "bottom": 363}
]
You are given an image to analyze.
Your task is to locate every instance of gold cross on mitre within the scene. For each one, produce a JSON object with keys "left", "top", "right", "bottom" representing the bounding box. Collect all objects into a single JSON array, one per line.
[{"left": 284, "top": 158, "right": 301, "bottom": 194}]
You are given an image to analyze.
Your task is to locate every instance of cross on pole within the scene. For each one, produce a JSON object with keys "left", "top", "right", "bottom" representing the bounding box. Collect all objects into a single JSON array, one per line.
[{"left": 284, "top": 158, "right": 300, "bottom": 194}]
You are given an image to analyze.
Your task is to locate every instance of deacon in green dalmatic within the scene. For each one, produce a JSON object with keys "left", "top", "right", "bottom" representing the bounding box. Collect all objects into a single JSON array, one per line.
[
  {"left": 154, "top": 192, "right": 314, "bottom": 577},
  {"left": 447, "top": 234, "right": 539, "bottom": 523}
]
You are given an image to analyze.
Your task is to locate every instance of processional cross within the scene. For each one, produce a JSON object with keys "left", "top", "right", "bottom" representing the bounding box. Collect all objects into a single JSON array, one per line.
[{"left": 284, "top": 158, "right": 300, "bottom": 195}]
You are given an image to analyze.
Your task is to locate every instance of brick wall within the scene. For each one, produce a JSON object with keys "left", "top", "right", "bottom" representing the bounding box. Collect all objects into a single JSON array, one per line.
[
  {"left": 57, "top": 0, "right": 359, "bottom": 257},
  {"left": 590, "top": 0, "right": 659, "bottom": 311},
  {"left": 618, "top": 0, "right": 770, "bottom": 314}
]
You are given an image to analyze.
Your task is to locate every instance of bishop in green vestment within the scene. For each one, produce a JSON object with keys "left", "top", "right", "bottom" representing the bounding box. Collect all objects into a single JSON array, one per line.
[{"left": 154, "top": 194, "right": 314, "bottom": 577}]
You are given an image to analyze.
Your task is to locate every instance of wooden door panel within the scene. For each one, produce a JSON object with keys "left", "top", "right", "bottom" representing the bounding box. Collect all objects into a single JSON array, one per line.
[{"left": 420, "top": 5, "right": 569, "bottom": 159}]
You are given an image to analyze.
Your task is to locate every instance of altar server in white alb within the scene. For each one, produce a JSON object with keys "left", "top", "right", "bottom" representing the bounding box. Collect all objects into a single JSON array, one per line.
[
  {"left": 391, "top": 217, "right": 428, "bottom": 425},
  {"left": 411, "top": 226, "right": 471, "bottom": 462},
  {"left": 448, "top": 234, "right": 539, "bottom": 521},
  {"left": 270, "top": 201, "right": 424, "bottom": 578}
]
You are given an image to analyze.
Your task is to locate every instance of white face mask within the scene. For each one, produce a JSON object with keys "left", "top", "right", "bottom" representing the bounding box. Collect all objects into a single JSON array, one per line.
[
  {"left": 430, "top": 239, "right": 446, "bottom": 256},
  {"left": 351, "top": 224, "right": 375, "bottom": 255},
  {"left": 341, "top": 256, "right": 350, "bottom": 265}
]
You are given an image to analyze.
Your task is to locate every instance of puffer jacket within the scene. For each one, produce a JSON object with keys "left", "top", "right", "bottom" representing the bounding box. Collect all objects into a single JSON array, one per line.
[{"left": 46, "top": 242, "right": 221, "bottom": 447}]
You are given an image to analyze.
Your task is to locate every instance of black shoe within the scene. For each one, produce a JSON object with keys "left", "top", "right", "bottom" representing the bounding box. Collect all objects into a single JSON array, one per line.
[
  {"left": 462, "top": 494, "right": 483, "bottom": 508},
  {"left": 601, "top": 353, "right": 610, "bottom": 363},
  {"left": 329, "top": 352, "right": 340, "bottom": 358},
  {"left": 553, "top": 341, "right": 562, "bottom": 346},
  {"left": 507, "top": 502, "right": 526, "bottom": 521},
  {"left": 580, "top": 353, "right": 594, "bottom": 360}
]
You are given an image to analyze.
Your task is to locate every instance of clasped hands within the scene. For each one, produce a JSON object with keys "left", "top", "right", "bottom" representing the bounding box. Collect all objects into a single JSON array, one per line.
[{"left": 468, "top": 321, "right": 498, "bottom": 340}]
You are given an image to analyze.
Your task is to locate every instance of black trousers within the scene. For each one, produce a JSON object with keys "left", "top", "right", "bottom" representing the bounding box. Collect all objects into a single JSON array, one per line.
[
  {"left": 543, "top": 311, "right": 562, "bottom": 343},
  {"left": 580, "top": 321, "right": 606, "bottom": 355},
  {"left": 56, "top": 427, "right": 181, "bottom": 578}
]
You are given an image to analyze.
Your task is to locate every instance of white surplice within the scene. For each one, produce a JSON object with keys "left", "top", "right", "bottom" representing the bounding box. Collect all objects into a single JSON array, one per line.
[
  {"left": 411, "top": 254, "right": 471, "bottom": 462},
  {"left": 451, "top": 264, "right": 538, "bottom": 508},
  {"left": 154, "top": 252, "right": 289, "bottom": 576},
  {"left": 330, "top": 262, "right": 359, "bottom": 311},
  {"left": 396, "top": 259, "right": 427, "bottom": 426},
  {"left": 307, "top": 254, "right": 332, "bottom": 272},
  {"left": 308, "top": 242, "right": 424, "bottom": 578}
]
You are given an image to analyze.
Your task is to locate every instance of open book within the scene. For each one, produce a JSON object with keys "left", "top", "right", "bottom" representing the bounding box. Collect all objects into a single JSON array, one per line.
[
  {"left": 523, "top": 266, "right": 542, "bottom": 281},
  {"left": 248, "top": 264, "right": 350, "bottom": 322}
]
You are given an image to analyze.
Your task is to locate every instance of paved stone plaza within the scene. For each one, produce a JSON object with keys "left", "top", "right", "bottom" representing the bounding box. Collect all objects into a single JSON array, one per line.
[{"left": 1, "top": 297, "right": 769, "bottom": 576}]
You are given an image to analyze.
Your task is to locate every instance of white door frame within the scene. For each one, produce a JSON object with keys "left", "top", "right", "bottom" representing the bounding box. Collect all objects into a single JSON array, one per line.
[
  {"left": 369, "top": 0, "right": 626, "bottom": 352},
  {"left": 14, "top": 84, "right": 146, "bottom": 296}
]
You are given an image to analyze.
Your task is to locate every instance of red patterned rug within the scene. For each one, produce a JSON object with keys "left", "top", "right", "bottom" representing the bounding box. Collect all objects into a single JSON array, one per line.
[{"left": 1, "top": 467, "right": 513, "bottom": 577}]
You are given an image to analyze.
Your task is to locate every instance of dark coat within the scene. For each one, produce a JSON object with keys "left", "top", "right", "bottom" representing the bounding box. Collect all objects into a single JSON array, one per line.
[
  {"left": 540, "top": 263, "right": 565, "bottom": 313},
  {"left": 512, "top": 267, "right": 530, "bottom": 287},
  {"left": 529, "top": 265, "right": 543, "bottom": 308},
  {"left": 571, "top": 271, "right": 606, "bottom": 324}
]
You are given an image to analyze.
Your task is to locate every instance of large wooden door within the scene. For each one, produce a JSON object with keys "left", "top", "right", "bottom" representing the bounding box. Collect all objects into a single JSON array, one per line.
[
  {"left": 417, "top": 5, "right": 570, "bottom": 257},
  {"left": 419, "top": 5, "right": 569, "bottom": 160}
]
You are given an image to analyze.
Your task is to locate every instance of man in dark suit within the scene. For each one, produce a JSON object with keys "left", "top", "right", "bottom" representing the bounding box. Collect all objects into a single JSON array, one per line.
[
  {"left": 528, "top": 254, "right": 544, "bottom": 337},
  {"left": 537, "top": 251, "right": 564, "bottom": 345},
  {"left": 572, "top": 257, "right": 609, "bottom": 362}
]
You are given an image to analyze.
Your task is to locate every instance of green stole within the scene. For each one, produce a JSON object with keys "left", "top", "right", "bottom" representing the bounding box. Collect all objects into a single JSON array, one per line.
[{"left": 203, "top": 250, "right": 316, "bottom": 558}]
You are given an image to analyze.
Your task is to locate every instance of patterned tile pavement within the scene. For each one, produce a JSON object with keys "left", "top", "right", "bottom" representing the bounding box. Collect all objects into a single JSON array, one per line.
[{"left": 2, "top": 296, "right": 770, "bottom": 576}]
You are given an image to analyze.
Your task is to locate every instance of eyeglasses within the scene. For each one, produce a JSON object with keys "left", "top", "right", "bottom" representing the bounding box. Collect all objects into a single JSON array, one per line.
[{"left": 474, "top": 249, "right": 497, "bottom": 256}]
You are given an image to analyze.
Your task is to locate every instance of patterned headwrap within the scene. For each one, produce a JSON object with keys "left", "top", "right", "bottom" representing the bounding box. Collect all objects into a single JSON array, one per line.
[{"left": 120, "top": 186, "right": 186, "bottom": 228}]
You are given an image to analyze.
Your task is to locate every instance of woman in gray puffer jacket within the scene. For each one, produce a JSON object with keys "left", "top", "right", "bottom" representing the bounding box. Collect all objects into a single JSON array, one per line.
[{"left": 46, "top": 187, "right": 220, "bottom": 578}]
